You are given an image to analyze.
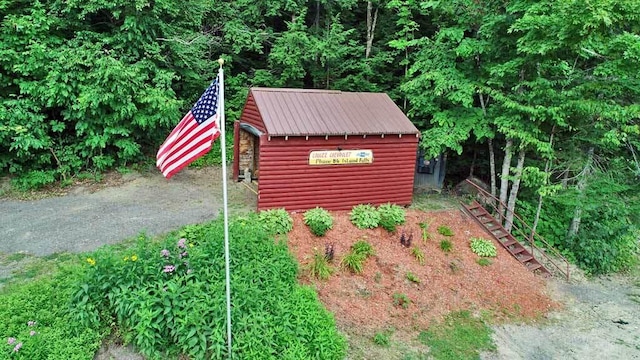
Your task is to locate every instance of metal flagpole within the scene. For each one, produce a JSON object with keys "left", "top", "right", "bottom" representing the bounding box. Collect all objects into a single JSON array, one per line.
[{"left": 217, "top": 58, "right": 233, "bottom": 358}]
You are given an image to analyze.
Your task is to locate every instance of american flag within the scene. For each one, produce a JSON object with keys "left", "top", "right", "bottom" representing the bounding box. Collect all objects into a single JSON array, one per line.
[{"left": 156, "top": 76, "right": 221, "bottom": 179}]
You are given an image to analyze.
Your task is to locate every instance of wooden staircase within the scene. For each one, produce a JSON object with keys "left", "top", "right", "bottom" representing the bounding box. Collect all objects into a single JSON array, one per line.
[{"left": 464, "top": 200, "right": 552, "bottom": 277}]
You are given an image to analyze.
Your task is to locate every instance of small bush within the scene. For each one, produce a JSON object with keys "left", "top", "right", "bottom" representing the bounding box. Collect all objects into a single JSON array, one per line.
[
  {"left": 352, "top": 240, "right": 376, "bottom": 257},
  {"left": 406, "top": 271, "right": 421, "bottom": 284},
  {"left": 440, "top": 239, "right": 453, "bottom": 253},
  {"left": 437, "top": 225, "right": 454, "bottom": 236},
  {"left": 340, "top": 252, "right": 367, "bottom": 274},
  {"left": 372, "top": 328, "right": 394, "bottom": 347},
  {"left": 258, "top": 208, "right": 293, "bottom": 235},
  {"left": 477, "top": 258, "right": 492, "bottom": 266},
  {"left": 350, "top": 204, "right": 380, "bottom": 229},
  {"left": 411, "top": 246, "right": 425, "bottom": 265},
  {"left": 392, "top": 292, "right": 411, "bottom": 309},
  {"left": 470, "top": 238, "right": 497, "bottom": 257},
  {"left": 308, "top": 250, "right": 334, "bottom": 280},
  {"left": 303, "top": 207, "right": 334, "bottom": 236},
  {"left": 378, "top": 203, "right": 406, "bottom": 232}
]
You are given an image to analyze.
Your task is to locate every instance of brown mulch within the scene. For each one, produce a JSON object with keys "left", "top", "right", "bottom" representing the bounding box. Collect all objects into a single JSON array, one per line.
[{"left": 286, "top": 208, "right": 559, "bottom": 332}]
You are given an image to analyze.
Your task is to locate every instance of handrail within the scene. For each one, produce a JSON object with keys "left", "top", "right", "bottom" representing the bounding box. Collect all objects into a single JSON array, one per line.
[{"left": 463, "top": 179, "right": 570, "bottom": 281}]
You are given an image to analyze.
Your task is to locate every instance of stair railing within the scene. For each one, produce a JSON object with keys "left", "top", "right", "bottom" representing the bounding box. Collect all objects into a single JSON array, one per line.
[{"left": 463, "top": 179, "right": 570, "bottom": 281}]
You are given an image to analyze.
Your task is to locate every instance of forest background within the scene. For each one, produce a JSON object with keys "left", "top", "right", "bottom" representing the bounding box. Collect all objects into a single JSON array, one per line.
[{"left": 1, "top": 0, "right": 638, "bottom": 275}]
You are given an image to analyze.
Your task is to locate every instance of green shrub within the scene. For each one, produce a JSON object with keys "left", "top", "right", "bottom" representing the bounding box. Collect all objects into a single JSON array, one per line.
[
  {"left": 411, "top": 246, "right": 425, "bottom": 265},
  {"left": 476, "top": 258, "right": 492, "bottom": 266},
  {"left": 378, "top": 203, "right": 406, "bottom": 233},
  {"left": 406, "top": 272, "right": 421, "bottom": 284},
  {"left": 392, "top": 292, "right": 411, "bottom": 309},
  {"left": 470, "top": 238, "right": 497, "bottom": 257},
  {"left": 340, "top": 252, "right": 367, "bottom": 274},
  {"left": 71, "top": 217, "right": 347, "bottom": 359},
  {"left": 440, "top": 239, "right": 453, "bottom": 253},
  {"left": 307, "top": 250, "right": 334, "bottom": 280},
  {"left": 259, "top": 208, "right": 294, "bottom": 235},
  {"left": 351, "top": 240, "right": 376, "bottom": 257},
  {"left": 372, "top": 328, "right": 394, "bottom": 347},
  {"left": 437, "top": 225, "right": 454, "bottom": 237},
  {"left": 350, "top": 204, "right": 380, "bottom": 229},
  {"left": 303, "top": 207, "right": 334, "bottom": 236}
]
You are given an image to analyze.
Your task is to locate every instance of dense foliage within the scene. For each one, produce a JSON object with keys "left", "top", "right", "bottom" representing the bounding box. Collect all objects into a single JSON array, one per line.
[
  {"left": 258, "top": 208, "right": 294, "bottom": 235},
  {"left": 0, "top": 266, "right": 105, "bottom": 359},
  {"left": 349, "top": 204, "right": 380, "bottom": 229},
  {"left": 377, "top": 203, "right": 406, "bottom": 233},
  {"left": 71, "top": 218, "right": 346, "bottom": 359}
]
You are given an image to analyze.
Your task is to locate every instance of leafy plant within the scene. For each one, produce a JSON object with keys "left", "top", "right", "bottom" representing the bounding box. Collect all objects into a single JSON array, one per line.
[
  {"left": 308, "top": 250, "right": 334, "bottom": 280},
  {"left": 340, "top": 252, "right": 367, "bottom": 274},
  {"left": 418, "top": 311, "right": 495, "bottom": 360},
  {"left": 70, "top": 216, "right": 347, "bottom": 359},
  {"left": 419, "top": 221, "right": 431, "bottom": 242},
  {"left": 470, "top": 238, "right": 497, "bottom": 257},
  {"left": 372, "top": 328, "right": 394, "bottom": 347},
  {"left": 352, "top": 239, "right": 376, "bottom": 257},
  {"left": 378, "top": 203, "right": 406, "bottom": 233},
  {"left": 437, "top": 225, "right": 454, "bottom": 237},
  {"left": 258, "top": 208, "right": 293, "bottom": 235},
  {"left": 303, "top": 207, "right": 334, "bottom": 236},
  {"left": 406, "top": 271, "right": 421, "bottom": 284},
  {"left": 400, "top": 230, "right": 413, "bottom": 247},
  {"left": 392, "top": 292, "right": 411, "bottom": 309},
  {"left": 476, "top": 258, "right": 492, "bottom": 266},
  {"left": 350, "top": 204, "right": 380, "bottom": 229},
  {"left": 324, "top": 243, "right": 335, "bottom": 262},
  {"left": 440, "top": 239, "right": 453, "bottom": 253},
  {"left": 411, "top": 246, "right": 425, "bottom": 265}
]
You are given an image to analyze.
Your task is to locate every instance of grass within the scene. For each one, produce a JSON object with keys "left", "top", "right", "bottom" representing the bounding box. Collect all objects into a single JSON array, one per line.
[
  {"left": 372, "top": 328, "right": 394, "bottom": 347},
  {"left": 410, "top": 193, "right": 459, "bottom": 211},
  {"left": 440, "top": 239, "right": 453, "bottom": 253},
  {"left": 418, "top": 310, "right": 495, "bottom": 360},
  {"left": 477, "top": 258, "right": 492, "bottom": 266}
]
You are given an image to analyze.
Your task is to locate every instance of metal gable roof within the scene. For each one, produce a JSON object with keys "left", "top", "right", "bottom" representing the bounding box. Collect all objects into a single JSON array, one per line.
[{"left": 249, "top": 88, "right": 420, "bottom": 137}]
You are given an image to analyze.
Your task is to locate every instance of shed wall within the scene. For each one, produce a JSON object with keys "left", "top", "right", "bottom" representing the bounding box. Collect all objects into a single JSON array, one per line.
[
  {"left": 238, "top": 94, "right": 266, "bottom": 133},
  {"left": 258, "top": 135, "right": 418, "bottom": 211}
]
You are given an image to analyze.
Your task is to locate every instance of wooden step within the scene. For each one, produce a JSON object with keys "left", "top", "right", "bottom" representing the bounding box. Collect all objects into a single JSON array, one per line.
[
  {"left": 517, "top": 255, "right": 533, "bottom": 263},
  {"left": 503, "top": 239, "right": 517, "bottom": 247},
  {"left": 509, "top": 246, "right": 527, "bottom": 255},
  {"left": 526, "top": 263, "right": 543, "bottom": 271}
]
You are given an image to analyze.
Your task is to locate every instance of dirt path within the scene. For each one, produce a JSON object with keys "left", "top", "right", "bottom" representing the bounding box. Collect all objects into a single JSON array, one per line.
[{"left": 482, "top": 271, "right": 640, "bottom": 360}]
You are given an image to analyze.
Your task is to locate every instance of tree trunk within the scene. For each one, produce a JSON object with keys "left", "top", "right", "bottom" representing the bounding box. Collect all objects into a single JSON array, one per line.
[
  {"left": 567, "top": 146, "right": 594, "bottom": 239},
  {"left": 505, "top": 147, "right": 526, "bottom": 233},
  {"left": 479, "top": 93, "right": 496, "bottom": 199},
  {"left": 532, "top": 127, "right": 556, "bottom": 234},
  {"left": 498, "top": 138, "right": 513, "bottom": 222},
  {"left": 365, "top": 1, "right": 378, "bottom": 59}
]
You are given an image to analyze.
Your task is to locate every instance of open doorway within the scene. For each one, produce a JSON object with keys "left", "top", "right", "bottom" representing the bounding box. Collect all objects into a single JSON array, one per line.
[{"left": 238, "top": 127, "right": 260, "bottom": 181}]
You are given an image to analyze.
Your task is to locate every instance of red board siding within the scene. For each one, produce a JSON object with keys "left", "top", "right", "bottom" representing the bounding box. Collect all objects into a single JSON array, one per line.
[
  {"left": 239, "top": 94, "right": 266, "bottom": 133},
  {"left": 258, "top": 135, "right": 418, "bottom": 211}
]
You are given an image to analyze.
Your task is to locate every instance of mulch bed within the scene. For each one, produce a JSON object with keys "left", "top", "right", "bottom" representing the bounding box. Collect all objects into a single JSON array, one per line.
[{"left": 286, "top": 209, "right": 559, "bottom": 332}]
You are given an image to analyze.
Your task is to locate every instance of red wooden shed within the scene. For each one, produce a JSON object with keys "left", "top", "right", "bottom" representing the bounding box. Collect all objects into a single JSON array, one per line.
[{"left": 233, "top": 88, "right": 420, "bottom": 211}]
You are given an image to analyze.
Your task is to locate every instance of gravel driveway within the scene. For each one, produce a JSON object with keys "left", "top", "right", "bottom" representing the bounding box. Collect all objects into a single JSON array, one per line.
[{"left": 0, "top": 167, "right": 255, "bottom": 256}]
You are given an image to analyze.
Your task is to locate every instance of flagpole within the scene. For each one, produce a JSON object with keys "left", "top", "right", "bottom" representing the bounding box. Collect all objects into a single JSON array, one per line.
[{"left": 217, "top": 58, "right": 233, "bottom": 359}]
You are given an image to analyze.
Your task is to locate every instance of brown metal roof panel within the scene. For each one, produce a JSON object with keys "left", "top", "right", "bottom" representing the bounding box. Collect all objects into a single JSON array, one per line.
[{"left": 250, "top": 88, "right": 419, "bottom": 136}]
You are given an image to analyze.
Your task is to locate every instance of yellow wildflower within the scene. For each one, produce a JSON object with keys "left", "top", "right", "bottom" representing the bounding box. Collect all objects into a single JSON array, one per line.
[
  {"left": 124, "top": 256, "right": 130, "bottom": 261},
  {"left": 86, "top": 257, "right": 96, "bottom": 266},
  {"left": 189, "top": 243, "right": 194, "bottom": 248},
  {"left": 131, "top": 255, "right": 138, "bottom": 262}
]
